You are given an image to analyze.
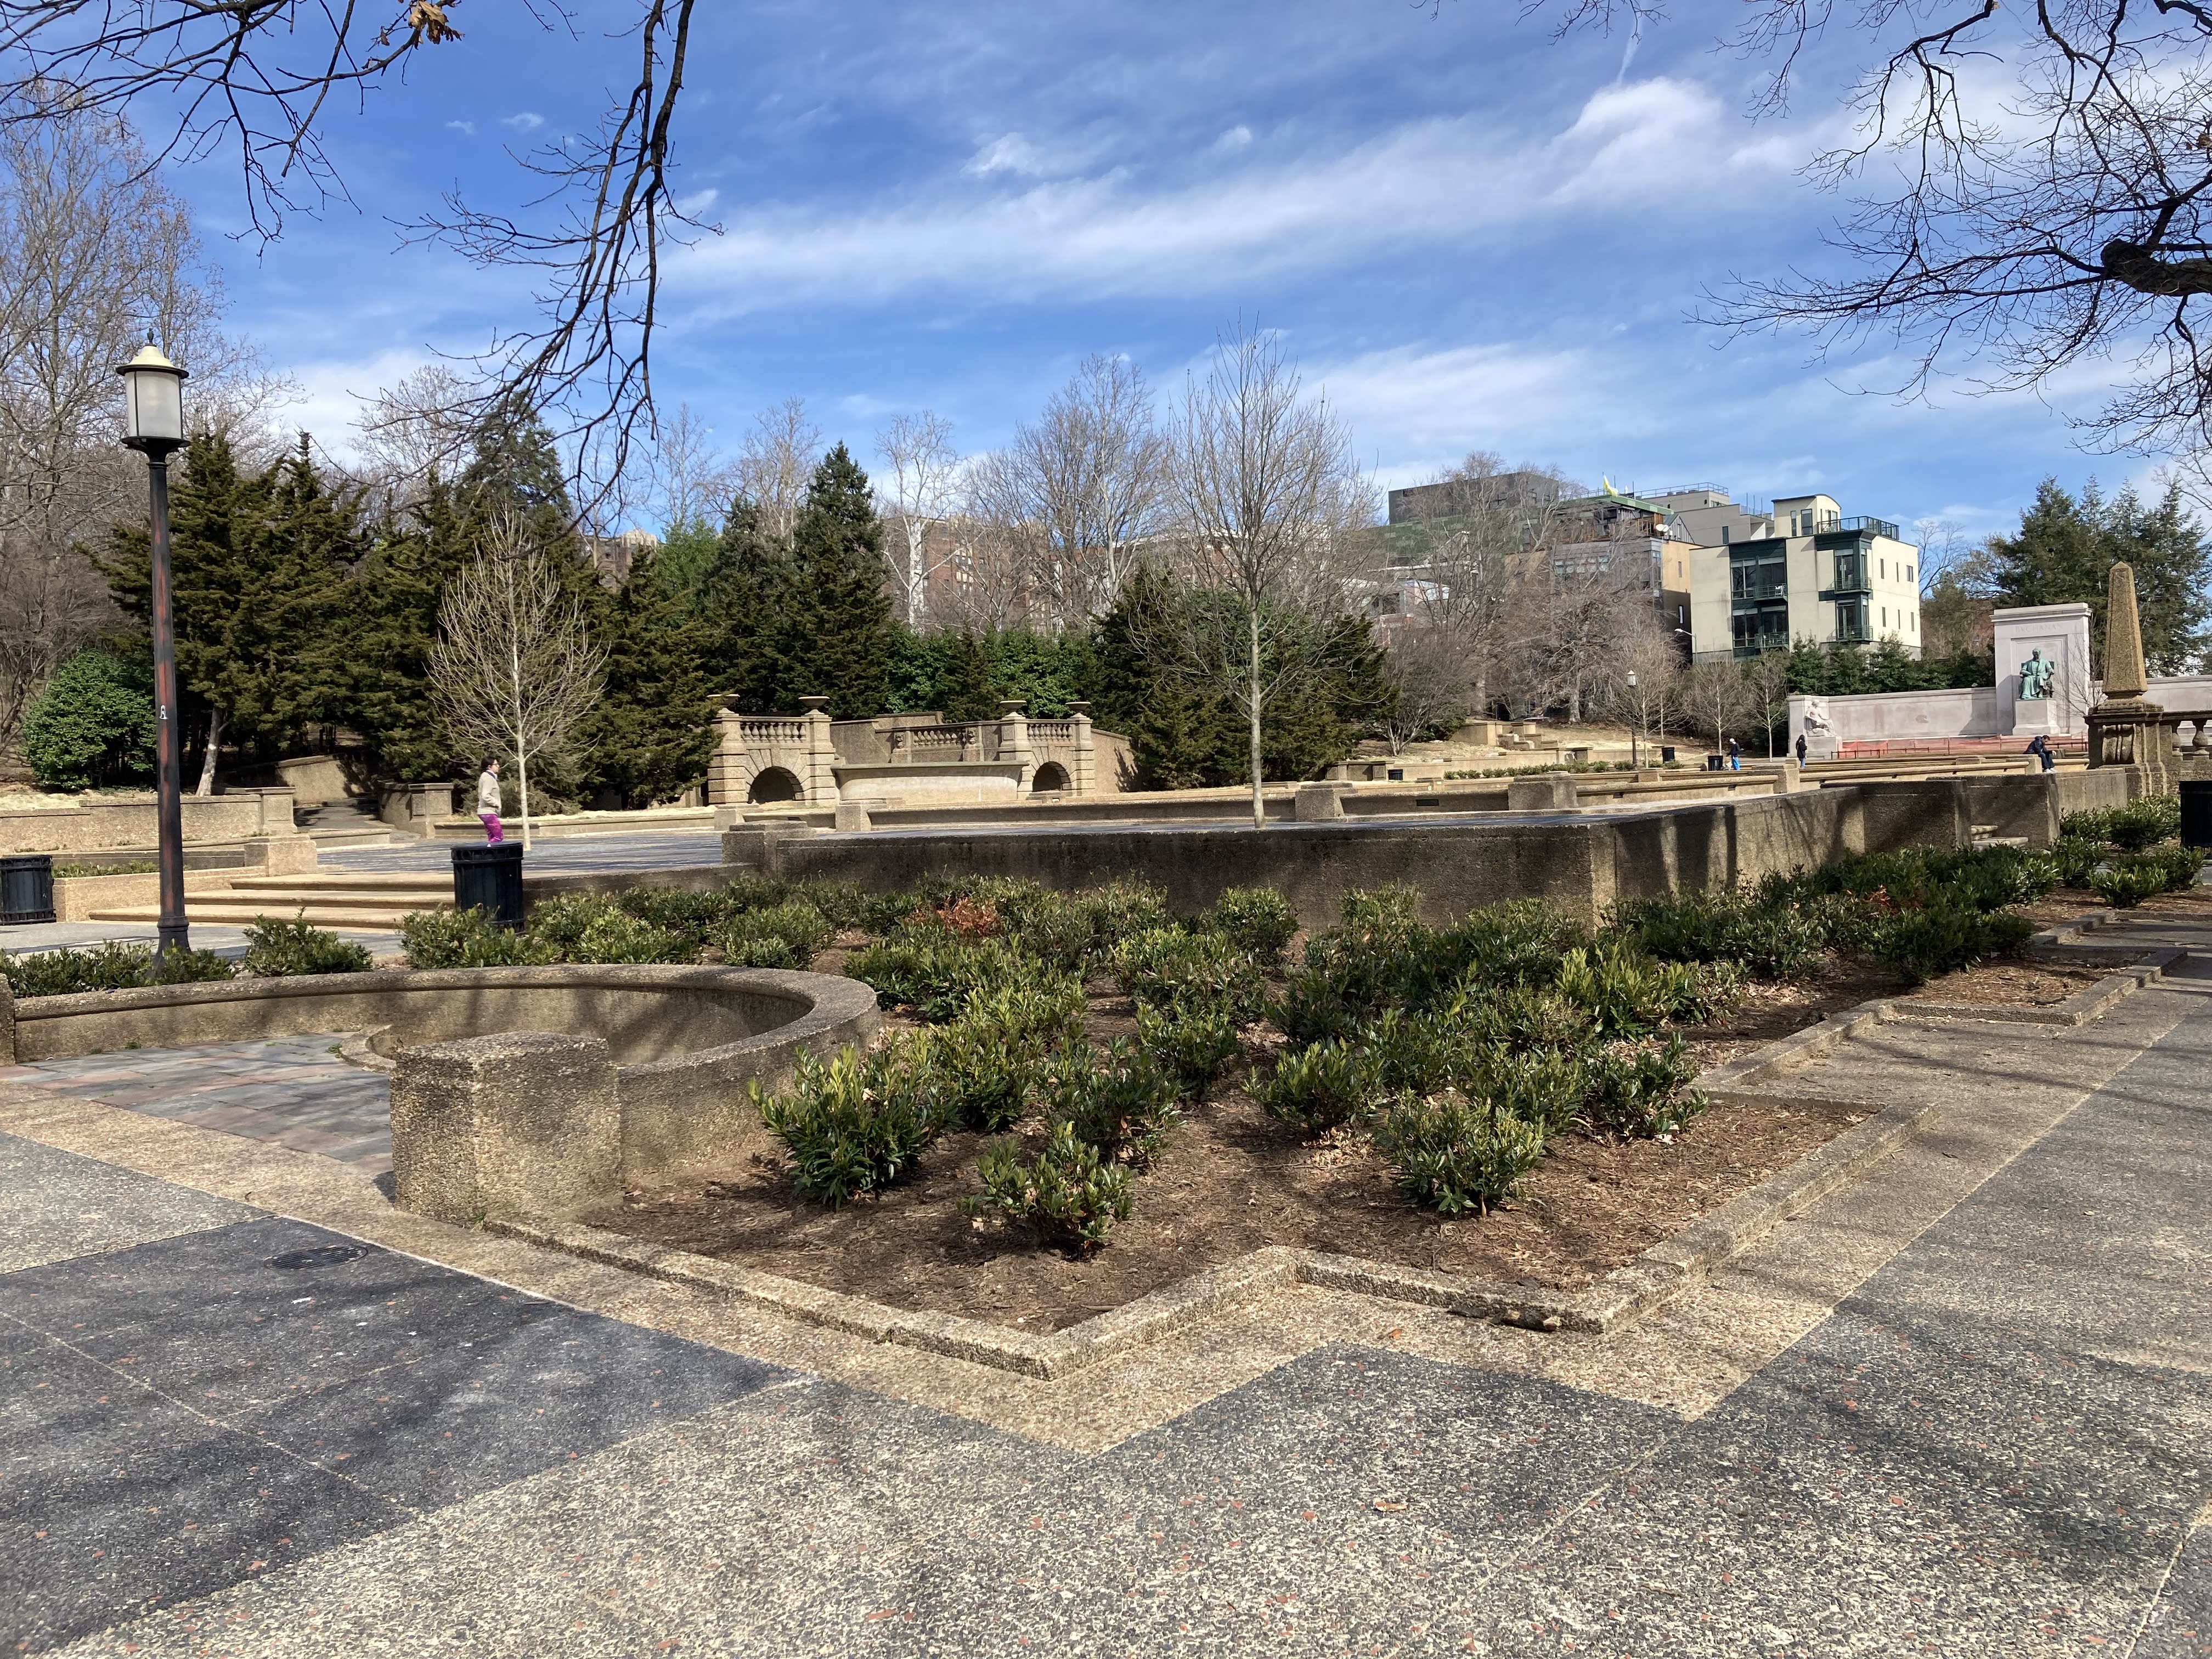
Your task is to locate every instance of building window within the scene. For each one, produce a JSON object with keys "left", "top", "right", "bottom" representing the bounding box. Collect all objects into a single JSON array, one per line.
[
  {"left": 1905, "top": 563, "right": 1914, "bottom": 585},
  {"left": 1722, "top": 524, "right": 1730, "bottom": 544}
]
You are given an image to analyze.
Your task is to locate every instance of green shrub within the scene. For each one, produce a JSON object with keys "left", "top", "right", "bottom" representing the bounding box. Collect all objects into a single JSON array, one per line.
[
  {"left": 844, "top": 933, "right": 1022, "bottom": 1020},
  {"left": 2150, "top": 844, "right": 2207, "bottom": 889},
  {"left": 1460, "top": 1047, "right": 1593, "bottom": 1135},
  {"left": 1361, "top": 1007, "right": 1472, "bottom": 1096},
  {"left": 21, "top": 649, "right": 155, "bottom": 791},
  {"left": 399, "top": 906, "right": 556, "bottom": 968},
  {"left": 753, "top": 1045, "right": 943, "bottom": 1205},
  {"left": 1447, "top": 900, "right": 1589, "bottom": 988},
  {"left": 723, "top": 874, "right": 797, "bottom": 913},
  {"left": 522, "top": 893, "right": 614, "bottom": 957},
  {"left": 1046, "top": 1036, "right": 1183, "bottom": 1166},
  {"left": 614, "top": 885, "right": 734, "bottom": 947},
  {"left": 919, "top": 1022, "right": 1035, "bottom": 1133},
  {"left": 1551, "top": 941, "right": 1705, "bottom": 1037},
  {"left": 241, "top": 914, "right": 375, "bottom": 977},
  {"left": 2091, "top": 858, "right": 2176, "bottom": 909},
  {"left": 1135, "top": 999, "right": 1243, "bottom": 1098},
  {"left": 1204, "top": 887, "right": 1299, "bottom": 964},
  {"left": 52, "top": 860, "right": 158, "bottom": 877},
  {"left": 2107, "top": 797, "right": 2182, "bottom": 851},
  {"left": 1254, "top": 1039, "right": 1380, "bottom": 1138},
  {"left": 1610, "top": 885, "right": 1825, "bottom": 980},
  {"left": 569, "top": 908, "right": 692, "bottom": 964},
  {"left": 1, "top": 940, "right": 156, "bottom": 997},
  {"left": 1076, "top": 879, "right": 1175, "bottom": 953},
  {"left": 1458, "top": 986, "right": 1601, "bottom": 1058},
  {"left": 1582, "top": 1037, "right": 1706, "bottom": 1138},
  {"left": 721, "top": 900, "right": 832, "bottom": 969},
  {"left": 791, "top": 878, "right": 872, "bottom": 930},
  {"left": 146, "top": 947, "right": 236, "bottom": 984},
  {"left": 966, "top": 1121, "right": 1134, "bottom": 1252},
  {"left": 1870, "top": 899, "right": 2035, "bottom": 983},
  {"left": 1373, "top": 1092, "right": 1547, "bottom": 1217},
  {"left": 1111, "top": 927, "right": 1267, "bottom": 1022},
  {"left": 2051, "top": 836, "right": 2104, "bottom": 888},
  {"left": 960, "top": 976, "right": 1087, "bottom": 1045}
]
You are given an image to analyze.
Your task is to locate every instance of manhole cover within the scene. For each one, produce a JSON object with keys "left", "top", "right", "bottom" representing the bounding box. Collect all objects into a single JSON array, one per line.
[{"left": 267, "top": 1243, "right": 371, "bottom": 1271}]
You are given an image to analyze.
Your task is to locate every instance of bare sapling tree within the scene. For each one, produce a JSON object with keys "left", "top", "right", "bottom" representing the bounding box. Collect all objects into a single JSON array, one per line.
[
  {"left": 1678, "top": 660, "right": 1753, "bottom": 757},
  {"left": 352, "top": 363, "right": 478, "bottom": 519},
  {"left": 1379, "top": 624, "right": 1472, "bottom": 754},
  {"left": 736, "top": 397, "right": 821, "bottom": 542},
  {"left": 1166, "top": 324, "right": 1375, "bottom": 828},
  {"left": 875, "top": 410, "right": 961, "bottom": 625},
  {"left": 1609, "top": 612, "right": 1684, "bottom": 763},
  {"left": 428, "top": 516, "right": 606, "bottom": 851},
  {"left": 1742, "top": 650, "right": 1794, "bottom": 758}
]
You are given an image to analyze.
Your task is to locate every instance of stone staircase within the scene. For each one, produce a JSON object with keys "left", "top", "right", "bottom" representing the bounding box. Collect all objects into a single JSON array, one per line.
[
  {"left": 296, "top": 799, "right": 399, "bottom": 847},
  {"left": 87, "top": 871, "right": 450, "bottom": 932}
]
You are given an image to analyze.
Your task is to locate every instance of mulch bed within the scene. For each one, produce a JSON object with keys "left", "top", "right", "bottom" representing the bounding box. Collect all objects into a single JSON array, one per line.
[
  {"left": 585, "top": 927, "right": 2135, "bottom": 1335},
  {"left": 2012, "top": 886, "right": 2212, "bottom": 928}
]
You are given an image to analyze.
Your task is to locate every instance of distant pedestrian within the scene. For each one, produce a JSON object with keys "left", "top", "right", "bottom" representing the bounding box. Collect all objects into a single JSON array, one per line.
[
  {"left": 2027, "top": 733, "right": 2055, "bottom": 772},
  {"left": 1794, "top": 732, "right": 1808, "bottom": 766},
  {"left": 1727, "top": 736, "right": 1741, "bottom": 772},
  {"left": 477, "top": 758, "right": 504, "bottom": 843}
]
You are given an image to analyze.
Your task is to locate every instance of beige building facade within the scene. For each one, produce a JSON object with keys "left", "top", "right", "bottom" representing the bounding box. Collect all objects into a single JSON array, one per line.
[{"left": 1650, "top": 488, "right": 1922, "bottom": 663}]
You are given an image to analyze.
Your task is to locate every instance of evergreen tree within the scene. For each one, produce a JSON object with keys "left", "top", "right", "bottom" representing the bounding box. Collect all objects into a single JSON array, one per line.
[
  {"left": 346, "top": 475, "right": 481, "bottom": 782},
  {"left": 21, "top": 648, "right": 155, "bottom": 791},
  {"left": 693, "top": 497, "right": 795, "bottom": 714},
  {"left": 1982, "top": 476, "right": 2210, "bottom": 672},
  {"left": 104, "top": 433, "right": 360, "bottom": 771},
  {"left": 783, "top": 443, "right": 894, "bottom": 718},
  {"left": 579, "top": 546, "right": 720, "bottom": 806}
]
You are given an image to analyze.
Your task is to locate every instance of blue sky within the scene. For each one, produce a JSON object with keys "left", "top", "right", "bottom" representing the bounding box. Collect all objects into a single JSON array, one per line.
[{"left": 173, "top": 0, "right": 2158, "bottom": 541}]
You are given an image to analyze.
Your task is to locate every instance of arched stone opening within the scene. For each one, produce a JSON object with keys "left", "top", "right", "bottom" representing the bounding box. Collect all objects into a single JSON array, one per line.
[
  {"left": 1030, "top": 761, "right": 1070, "bottom": 793},
  {"left": 748, "top": 766, "right": 803, "bottom": 804}
]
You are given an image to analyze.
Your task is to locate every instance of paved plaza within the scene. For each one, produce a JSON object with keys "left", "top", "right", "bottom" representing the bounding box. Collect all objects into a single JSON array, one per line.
[{"left": 0, "top": 923, "right": 2208, "bottom": 1655}]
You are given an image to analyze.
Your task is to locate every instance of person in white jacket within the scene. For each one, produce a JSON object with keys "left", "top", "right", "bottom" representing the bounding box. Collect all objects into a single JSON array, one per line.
[{"left": 476, "top": 759, "right": 504, "bottom": 844}]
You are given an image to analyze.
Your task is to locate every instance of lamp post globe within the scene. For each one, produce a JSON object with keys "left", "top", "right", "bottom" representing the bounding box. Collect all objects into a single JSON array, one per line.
[{"left": 114, "top": 341, "right": 190, "bottom": 960}]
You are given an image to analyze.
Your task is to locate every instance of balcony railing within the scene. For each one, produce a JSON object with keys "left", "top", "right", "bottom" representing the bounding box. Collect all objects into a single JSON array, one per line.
[{"left": 1810, "top": 514, "right": 1901, "bottom": 540}]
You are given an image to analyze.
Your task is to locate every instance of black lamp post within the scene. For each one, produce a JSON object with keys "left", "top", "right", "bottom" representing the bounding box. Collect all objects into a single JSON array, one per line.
[{"left": 116, "top": 342, "right": 189, "bottom": 961}]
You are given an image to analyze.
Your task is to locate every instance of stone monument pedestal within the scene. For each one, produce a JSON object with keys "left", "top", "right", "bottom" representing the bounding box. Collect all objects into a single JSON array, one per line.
[
  {"left": 2011, "top": 698, "right": 2058, "bottom": 738},
  {"left": 2087, "top": 697, "right": 2172, "bottom": 792}
]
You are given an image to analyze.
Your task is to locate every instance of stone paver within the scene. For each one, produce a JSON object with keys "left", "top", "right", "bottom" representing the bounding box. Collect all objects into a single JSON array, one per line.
[
  {"left": 0, "top": 979, "right": 2203, "bottom": 1655},
  {"left": 0, "top": 1036, "right": 391, "bottom": 1173}
]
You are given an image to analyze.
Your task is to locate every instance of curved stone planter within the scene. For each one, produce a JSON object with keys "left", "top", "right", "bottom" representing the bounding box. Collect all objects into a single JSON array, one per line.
[{"left": 4, "top": 965, "right": 882, "bottom": 1192}]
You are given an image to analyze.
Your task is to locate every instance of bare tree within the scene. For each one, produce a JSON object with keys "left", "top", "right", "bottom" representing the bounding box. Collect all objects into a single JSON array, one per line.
[
  {"left": 735, "top": 397, "right": 821, "bottom": 542},
  {"left": 0, "top": 2, "right": 713, "bottom": 500},
  {"left": 428, "top": 516, "right": 606, "bottom": 850},
  {"left": 1742, "top": 650, "right": 1793, "bottom": 758},
  {"left": 1609, "top": 612, "right": 1684, "bottom": 763},
  {"left": 0, "top": 101, "right": 274, "bottom": 760},
  {"left": 1378, "top": 625, "right": 1471, "bottom": 754},
  {"left": 979, "top": 356, "right": 1169, "bottom": 626},
  {"left": 1164, "top": 324, "right": 1375, "bottom": 828},
  {"left": 352, "top": 363, "right": 477, "bottom": 518},
  {"left": 875, "top": 410, "right": 961, "bottom": 626},
  {"left": 641, "top": 400, "right": 736, "bottom": 532},
  {"left": 928, "top": 496, "right": 1035, "bottom": 634},
  {"left": 1678, "top": 661, "right": 1752, "bottom": 753}
]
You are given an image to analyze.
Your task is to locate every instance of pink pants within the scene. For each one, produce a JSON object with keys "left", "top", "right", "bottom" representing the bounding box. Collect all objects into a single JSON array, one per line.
[{"left": 481, "top": 812, "right": 504, "bottom": 844}]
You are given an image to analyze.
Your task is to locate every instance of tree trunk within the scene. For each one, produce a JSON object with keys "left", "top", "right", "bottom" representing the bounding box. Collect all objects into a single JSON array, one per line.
[
  {"left": 1248, "top": 607, "right": 1265, "bottom": 831},
  {"left": 193, "top": 708, "right": 225, "bottom": 797},
  {"left": 512, "top": 632, "right": 532, "bottom": 850},
  {"left": 907, "top": 520, "right": 926, "bottom": 627}
]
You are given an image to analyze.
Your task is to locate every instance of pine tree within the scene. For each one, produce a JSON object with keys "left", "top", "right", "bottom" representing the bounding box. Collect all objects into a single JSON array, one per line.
[
  {"left": 579, "top": 546, "right": 720, "bottom": 806},
  {"left": 693, "top": 498, "right": 796, "bottom": 714},
  {"left": 783, "top": 443, "right": 894, "bottom": 718},
  {"left": 2107, "top": 480, "right": 2211, "bottom": 673},
  {"left": 1982, "top": 476, "right": 2210, "bottom": 672},
  {"left": 347, "top": 474, "right": 480, "bottom": 782}
]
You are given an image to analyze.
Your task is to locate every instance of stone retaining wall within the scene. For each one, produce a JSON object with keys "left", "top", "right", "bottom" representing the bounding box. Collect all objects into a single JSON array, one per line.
[{"left": 0, "top": 789, "right": 297, "bottom": 855}]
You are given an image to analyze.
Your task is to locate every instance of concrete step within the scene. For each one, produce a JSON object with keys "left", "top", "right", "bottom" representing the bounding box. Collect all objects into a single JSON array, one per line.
[
  {"left": 225, "top": 873, "right": 450, "bottom": 895},
  {"left": 89, "top": 896, "right": 443, "bottom": 929}
]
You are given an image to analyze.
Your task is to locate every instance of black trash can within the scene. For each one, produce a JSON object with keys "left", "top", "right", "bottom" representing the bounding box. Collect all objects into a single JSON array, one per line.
[
  {"left": 1706, "top": 753, "right": 1725, "bottom": 772},
  {"left": 2182, "top": 779, "right": 2212, "bottom": 850},
  {"left": 1660, "top": 746, "right": 1676, "bottom": 764},
  {"left": 452, "top": 843, "right": 526, "bottom": 930},
  {"left": 1, "top": 853, "right": 55, "bottom": 924}
]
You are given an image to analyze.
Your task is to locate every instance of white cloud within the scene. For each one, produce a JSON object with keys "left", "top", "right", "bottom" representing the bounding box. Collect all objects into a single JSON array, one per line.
[
  {"left": 1215, "top": 124, "right": 1253, "bottom": 152},
  {"left": 503, "top": 111, "right": 546, "bottom": 132},
  {"left": 676, "top": 187, "right": 720, "bottom": 216},
  {"left": 670, "top": 78, "right": 1800, "bottom": 315},
  {"left": 963, "top": 133, "right": 1048, "bottom": 177},
  {"left": 445, "top": 119, "right": 476, "bottom": 137}
]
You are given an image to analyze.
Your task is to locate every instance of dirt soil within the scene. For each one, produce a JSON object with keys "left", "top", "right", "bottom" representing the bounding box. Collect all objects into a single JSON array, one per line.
[
  {"left": 2013, "top": 887, "right": 2212, "bottom": 929},
  {"left": 590, "top": 937, "right": 2125, "bottom": 1333}
]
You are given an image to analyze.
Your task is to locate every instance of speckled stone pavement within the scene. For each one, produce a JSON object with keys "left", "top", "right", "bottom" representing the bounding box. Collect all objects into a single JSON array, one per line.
[{"left": 1, "top": 973, "right": 2208, "bottom": 1655}]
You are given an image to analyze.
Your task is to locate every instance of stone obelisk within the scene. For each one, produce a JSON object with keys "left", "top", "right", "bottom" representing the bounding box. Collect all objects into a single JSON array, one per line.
[{"left": 2085, "top": 561, "right": 2169, "bottom": 788}]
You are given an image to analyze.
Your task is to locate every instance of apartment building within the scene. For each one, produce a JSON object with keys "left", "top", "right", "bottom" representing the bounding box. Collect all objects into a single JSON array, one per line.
[{"left": 1646, "top": 487, "right": 1922, "bottom": 663}]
